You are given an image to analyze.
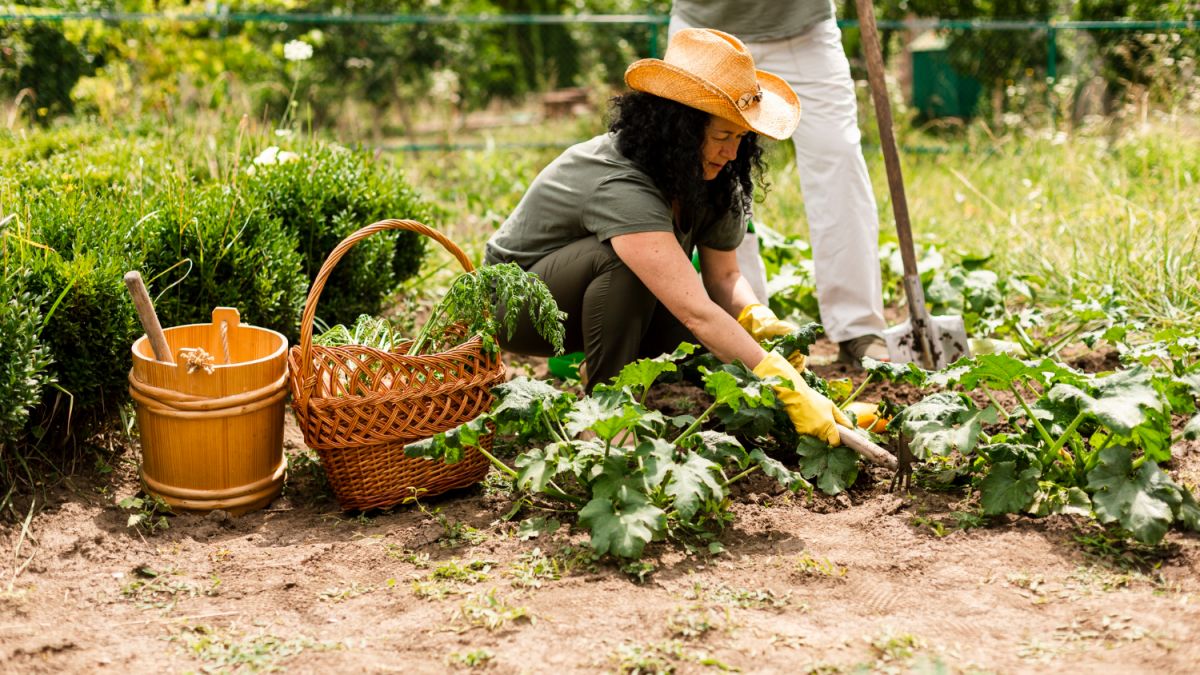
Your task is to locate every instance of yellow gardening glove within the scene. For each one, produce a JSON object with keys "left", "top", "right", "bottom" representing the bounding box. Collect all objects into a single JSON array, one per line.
[
  {"left": 753, "top": 352, "right": 850, "bottom": 446},
  {"left": 738, "top": 303, "right": 806, "bottom": 370}
]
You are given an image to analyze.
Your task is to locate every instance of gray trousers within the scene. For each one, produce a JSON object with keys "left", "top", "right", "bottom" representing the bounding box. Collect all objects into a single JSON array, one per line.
[{"left": 497, "top": 236, "right": 696, "bottom": 392}]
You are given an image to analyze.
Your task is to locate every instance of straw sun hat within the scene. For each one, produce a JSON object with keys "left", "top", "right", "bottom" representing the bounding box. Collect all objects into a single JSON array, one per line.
[{"left": 625, "top": 28, "right": 801, "bottom": 141}]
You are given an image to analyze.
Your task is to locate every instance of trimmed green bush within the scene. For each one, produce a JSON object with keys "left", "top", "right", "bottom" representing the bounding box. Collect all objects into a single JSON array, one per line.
[
  {"left": 141, "top": 179, "right": 309, "bottom": 337},
  {"left": 0, "top": 275, "right": 54, "bottom": 448},
  {"left": 1, "top": 126, "right": 433, "bottom": 459},
  {"left": 242, "top": 141, "right": 432, "bottom": 327},
  {"left": 28, "top": 250, "right": 140, "bottom": 416}
]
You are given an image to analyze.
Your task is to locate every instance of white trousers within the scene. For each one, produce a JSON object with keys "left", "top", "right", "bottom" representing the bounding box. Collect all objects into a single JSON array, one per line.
[{"left": 669, "top": 16, "right": 887, "bottom": 343}]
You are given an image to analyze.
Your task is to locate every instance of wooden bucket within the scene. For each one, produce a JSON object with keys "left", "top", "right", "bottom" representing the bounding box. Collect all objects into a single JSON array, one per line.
[{"left": 129, "top": 307, "right": 288, "bottom": 516}]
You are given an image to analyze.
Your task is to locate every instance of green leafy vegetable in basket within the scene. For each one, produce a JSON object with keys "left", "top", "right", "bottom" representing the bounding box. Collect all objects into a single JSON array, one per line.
[
  {"left": 312, "top": 315, "right": 404, "bottom": 395},
  {"left": 409, "top": 262, "right": 565, "bottom": 356},
  {"left": 313, "top": 314, "right": 400, "bottom": 350}
]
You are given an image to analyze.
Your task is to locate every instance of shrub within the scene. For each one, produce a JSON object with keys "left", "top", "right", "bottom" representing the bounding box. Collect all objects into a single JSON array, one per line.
[
  {"left": 0, "top": 274, "right": 55, "bottom": 449},
  {"left": 26, "top": 249, "right": 141, "bottom": 417},
  {"left": 141, "top": 179, "right": 309, "bottom": 338},
  {"left": 241, "top": 141, "right": 432, "bottom": 328}
]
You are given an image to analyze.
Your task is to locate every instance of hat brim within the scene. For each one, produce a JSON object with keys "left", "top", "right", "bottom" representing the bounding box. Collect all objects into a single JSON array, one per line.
[{"left": 624, "top": 59, "right": 800, "bottom": 141}]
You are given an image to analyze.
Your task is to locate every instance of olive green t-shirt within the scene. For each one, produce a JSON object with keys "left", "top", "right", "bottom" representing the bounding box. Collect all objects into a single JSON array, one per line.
[
  {"left": 672, "top": 0, "right": 834, "bottom": 43},
  {"left": 484, "top": 133, "right": 745, "bottom": 269}
]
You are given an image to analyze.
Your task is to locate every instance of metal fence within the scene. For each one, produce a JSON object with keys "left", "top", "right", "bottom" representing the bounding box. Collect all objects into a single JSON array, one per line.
[{"left": 2, "top": 11, "right": 1197, "bottom": 144}]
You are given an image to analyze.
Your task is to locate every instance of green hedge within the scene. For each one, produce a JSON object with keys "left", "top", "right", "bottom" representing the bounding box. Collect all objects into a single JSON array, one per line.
[{"left": 0, "top": 125, "right": 431, "bottom": 471}]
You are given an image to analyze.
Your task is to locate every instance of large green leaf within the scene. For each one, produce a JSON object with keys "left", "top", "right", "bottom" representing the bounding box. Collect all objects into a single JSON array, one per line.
[
  {"left": 515, "top": 442, "right": 570, "bottom": 492},
  {"left": 795, "top": 437, "right": 859, "bottom": 495},
  {"left": 1086, "top": 446, "right": 1178, "bottom": 545},
  {"left": 957, "top": 354, "right": 1079, "bottom": 391},
  {"left": 980, "top": 442, "right": 1040, "bottom": 469},
  {"left": 863, "top": 356, "right": 929, "bottom": 388},
  {"left": 704, "top": 368, "right": 772, "bottom": 411},
  {"left": 491, "top": 377, "right": 566, "bottom": 417},
  {"left": 564, "top": 389, "right": 638, "bottom": 440},
  {"left": 611, "top": 342, "right": 697, "bottom": 396},
  {"left": 1176, "top": 488, "right": 1200, "bottom": 532},
  {"left": 714, "top": 399, "right": 780, "bottom": 438},
  {"left": 490, "top": 376, "right": 574, "bottom": 440},
  {"left": 1048, "top": 367, "right": 1162, "bottom": 435},
  {"left": 978, "top": 461, "right": 1040, "bottom": 515},
  {"left": 635, "top": 438, "right": 678, "bottom": 490},
  {"left": 1184, "top": 414, "right": 1200, "bottom": 441},
  {"left": 956, "top": 354, "right": 1032, "bottom": 390},
  {"left": 663, "top": 451, "right": 725, "bottom": 519},
  {"left": 404, "top": 416, "right": 488, "bottom": 464},
  {"left": 577, "top": 489, "right": 665, "bottom": 559},
  {"left": 682, "top": 430, "right": 748, "bottom": 467},
  {"left": 749, "top": 449, "right": 810, "bottom": 493},
  {"left": 764, "top": 322, "right": 823, "bottom": 360},
  {"left": 1131, "top": 406, "right": 1174, "bottom": 464},
  {"left": 899, "top": 393, "right": 996, "bottom": 459}
]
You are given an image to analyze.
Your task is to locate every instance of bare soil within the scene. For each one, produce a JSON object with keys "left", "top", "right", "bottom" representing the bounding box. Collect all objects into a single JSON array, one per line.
[{"left": 2, "top": 341, "right": 1198, "bottom": 674}]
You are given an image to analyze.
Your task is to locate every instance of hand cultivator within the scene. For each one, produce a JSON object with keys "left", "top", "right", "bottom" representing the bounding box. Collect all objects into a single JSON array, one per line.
[{"left": 855, "top": 0, "right": 970, "bottom": 370}]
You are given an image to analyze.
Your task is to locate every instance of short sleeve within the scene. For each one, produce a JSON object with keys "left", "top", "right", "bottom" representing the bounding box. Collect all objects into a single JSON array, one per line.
[
  {"left": 583, "top": 175, "right": 674, "bottom": 241},
  {"left": 696, "top": 206, "right": 746, "bottom": 251}
]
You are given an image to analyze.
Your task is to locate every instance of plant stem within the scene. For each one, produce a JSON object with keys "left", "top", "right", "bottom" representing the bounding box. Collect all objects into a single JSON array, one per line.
[
  {"left": 721, "top": 464, "right": 761, "bottom": 488},
  {"left": 673, "top": 402, "right": 719, "bottom": 445},
  {"left": 839, "top": 373, "right": 875, "bottom": 408},
  {"left": 474, "top": 445, "right": 518, "bottom": 479},
  {"left": 1045, "top": 410, "right": 1087, "bottom": 464},
  {"left": 1012, "top": 322, "right": 1039, "bottom": 357},
  {"left": 541, "top": 410, "right": 567, "bottom": 444},
  {"left": 543, "top": 482, "right": 585, "bottom": 506},
  {"left": 981, "top": 387, "right": 1012, "bottom": 424},
  {"left": 1010, "top": 383, "right": 1056, "bottom": 448},
  {"left": 409, "top": 275, "right": 464, "bottom": 354}
]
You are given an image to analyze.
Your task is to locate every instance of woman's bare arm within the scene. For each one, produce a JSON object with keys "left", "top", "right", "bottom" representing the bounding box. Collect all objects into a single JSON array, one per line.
[
  {"left": 698, "top": 245, "right": 761, "bottom": 317},
  {"left": 610, "top": 231, "right": 765, "bottom": 367}
]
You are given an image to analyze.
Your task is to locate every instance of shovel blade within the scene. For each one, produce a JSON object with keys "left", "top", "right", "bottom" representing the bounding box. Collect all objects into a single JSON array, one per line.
[{"left": 882, "top": 315, "right": 970, "bottom": 369}]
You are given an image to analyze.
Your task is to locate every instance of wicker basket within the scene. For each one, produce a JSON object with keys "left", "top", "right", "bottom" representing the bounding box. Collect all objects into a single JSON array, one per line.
[{"left": 288, "top": 219, "right": 506, "bottom": 511}]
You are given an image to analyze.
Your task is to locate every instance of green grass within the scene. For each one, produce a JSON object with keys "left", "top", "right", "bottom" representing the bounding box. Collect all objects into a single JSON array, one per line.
[{"left": 394, "top": 114, "right": 1200, "bottom": 332}]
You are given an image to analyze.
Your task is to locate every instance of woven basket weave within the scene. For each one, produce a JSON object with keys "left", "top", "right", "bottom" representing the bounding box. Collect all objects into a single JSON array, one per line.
[{"left": 288, "top": 219, "right": 505, "bottom": 511}]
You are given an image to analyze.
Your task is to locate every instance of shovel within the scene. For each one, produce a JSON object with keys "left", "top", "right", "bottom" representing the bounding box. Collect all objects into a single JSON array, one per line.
[{"left": 854, "top": 0, "right": 969, "bottom": 370}]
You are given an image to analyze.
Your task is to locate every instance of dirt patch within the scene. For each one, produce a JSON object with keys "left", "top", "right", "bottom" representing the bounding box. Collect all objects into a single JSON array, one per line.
[{"left": 2, "top": 346, "right": 1198, "bottom": 674}]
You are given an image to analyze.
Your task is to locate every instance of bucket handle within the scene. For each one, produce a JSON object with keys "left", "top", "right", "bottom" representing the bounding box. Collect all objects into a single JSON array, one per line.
[{"left": 295, "top": 219, "right": 475, "bottom": 412}]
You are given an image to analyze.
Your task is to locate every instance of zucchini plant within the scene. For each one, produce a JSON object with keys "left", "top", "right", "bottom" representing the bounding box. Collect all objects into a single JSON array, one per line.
[
  {"left": 890, "top": 353, "right": 1200, "bottom": 544},
  {"left": 408, "top": 344, "right": 825, "bottom": 559}
]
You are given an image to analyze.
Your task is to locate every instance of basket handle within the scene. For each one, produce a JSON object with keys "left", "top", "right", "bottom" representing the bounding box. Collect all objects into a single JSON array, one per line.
[{"left": 295, "top": 219, "right": 475, "bottom": 411}]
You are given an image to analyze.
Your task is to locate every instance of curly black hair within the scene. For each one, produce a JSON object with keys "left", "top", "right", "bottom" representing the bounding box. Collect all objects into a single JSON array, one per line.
[{"left": 608, "top": 91, "right": 768, "bottom": 230}]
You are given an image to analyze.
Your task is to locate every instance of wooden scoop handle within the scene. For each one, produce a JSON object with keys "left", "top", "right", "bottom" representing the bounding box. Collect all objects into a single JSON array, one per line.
[
  {"left": 123, "top": 271, "right": 174, "bottom": 364},
  {"left": 836, "top": 423, "right": 898, "bottom": 471}
]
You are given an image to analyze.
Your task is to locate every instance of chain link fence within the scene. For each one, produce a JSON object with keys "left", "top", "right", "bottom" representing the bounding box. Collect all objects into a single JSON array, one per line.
[{"left": 2, "top": 7, "right": 1197, "bottom": 143}]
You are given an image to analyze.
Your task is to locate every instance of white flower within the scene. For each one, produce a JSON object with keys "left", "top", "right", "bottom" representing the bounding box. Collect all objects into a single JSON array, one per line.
[
  {"left": 254, "top": 146, "right": 281, "bottom": 165},
  {"left": 429, "top": 68, "right": 461, "bottom": 104},
  {"left": 253, "top": 146, "right": 300, "bottom": 166},
  {"left": 284, "top": 40, "right": 313, "bottom": 62}
]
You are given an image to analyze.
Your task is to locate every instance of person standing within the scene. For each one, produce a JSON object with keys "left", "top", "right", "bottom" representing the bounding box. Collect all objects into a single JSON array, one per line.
[{"left": 670, "top": 0, "right": 890, "bottom": 365}]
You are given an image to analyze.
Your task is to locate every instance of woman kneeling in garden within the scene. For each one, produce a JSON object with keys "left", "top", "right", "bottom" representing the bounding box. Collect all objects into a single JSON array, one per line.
[{"left": 485, "top": 28, "right": 849, "bottom": 446}]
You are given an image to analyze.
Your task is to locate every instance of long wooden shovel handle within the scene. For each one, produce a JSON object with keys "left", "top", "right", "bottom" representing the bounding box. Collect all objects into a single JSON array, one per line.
[
  {"left": 124, "top": 271, "right": 174, "bottom": 364},
  {"left": 837, "top": 423, "right": 898, "bottom": 471},
  {"left": 854, "top": 0, "right": 938, "bottom": 369}
]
